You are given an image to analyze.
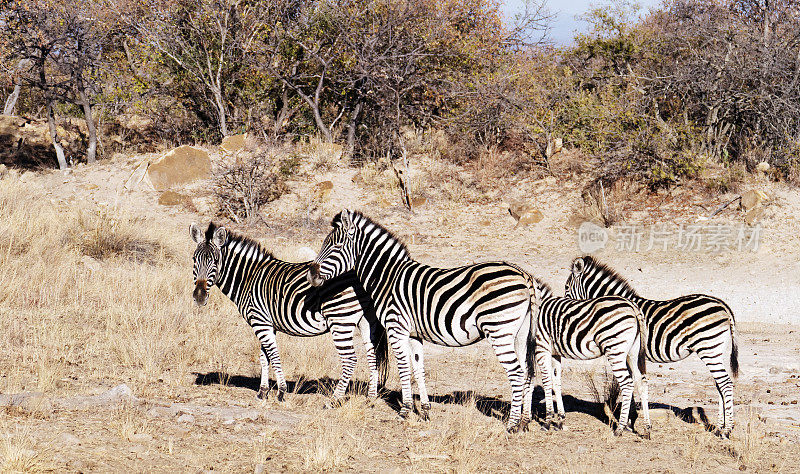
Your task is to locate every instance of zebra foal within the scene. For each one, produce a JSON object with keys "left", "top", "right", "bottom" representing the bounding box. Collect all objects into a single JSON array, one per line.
[
  {"left": 565, "top": 256, "right": 739, "bottom": 437},
  {"left": 190, "top": 222, "right": 388, "bottom": 403},
  {"left": 526, "top": 278, "right": 651, "bottom": 437},
  {"left": 307, "top": 210, "right": 539, "bottom": 432}
]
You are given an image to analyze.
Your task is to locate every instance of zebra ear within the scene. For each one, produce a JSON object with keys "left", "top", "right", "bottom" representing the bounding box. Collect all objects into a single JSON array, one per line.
[
  {"left": 190, "top": 223, "right": 204, "bottom": 244},
  {"left": 212, "top": 227, "right": 227, "bottom": 247},
  {"left": 571, "top": 257, "right": 586, "bottom": 276},
  {"left": 340, "top": 209, "right": 353, "bottom": 229}
]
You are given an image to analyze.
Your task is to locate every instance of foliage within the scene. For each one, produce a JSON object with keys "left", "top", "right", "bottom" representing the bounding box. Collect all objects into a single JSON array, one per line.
[{"left": 212, "top": 139, "right": 289, "bottom": 220}]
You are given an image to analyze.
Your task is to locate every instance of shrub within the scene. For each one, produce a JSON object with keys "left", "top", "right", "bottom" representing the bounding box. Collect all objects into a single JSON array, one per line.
[{"left": 213, "top": 139, "right": 289, "bottom": 221}]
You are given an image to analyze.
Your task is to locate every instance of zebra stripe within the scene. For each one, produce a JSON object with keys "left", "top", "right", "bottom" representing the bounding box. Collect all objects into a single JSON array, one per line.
[
  {"left": 190, "top": 222, "right": 388, "bottom": 402},
  {"left": 565, "top": 256, "right": 738, "bottom": 436},
  {"left": 527, "top": 279, "right": 650, "bottom": 436},
  {"left": 307, "top": 210, "right": 539, "bottom": 432}
]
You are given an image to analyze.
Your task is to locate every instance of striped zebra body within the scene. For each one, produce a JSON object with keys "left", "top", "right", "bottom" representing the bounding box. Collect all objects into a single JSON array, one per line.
[
  {"left": 190, "top": 222, "right": 387, "bottom": 403},
  {"left": 529, "top": 279, "right": 650, "bottom": 436},
  {"left": 565, "top": 256, "right": 739, "bottom": 436},
  {"left": 307, "top": 210, "right": 539, "bottom": 432}
]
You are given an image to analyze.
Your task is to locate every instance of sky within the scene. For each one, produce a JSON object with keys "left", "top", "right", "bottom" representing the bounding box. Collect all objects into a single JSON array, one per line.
[{"left": 501, "top": 0, "right": 662, "bottom": 44}]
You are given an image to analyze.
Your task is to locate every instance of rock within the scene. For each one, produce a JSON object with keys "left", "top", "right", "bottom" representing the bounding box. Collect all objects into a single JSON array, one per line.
[
  {"left": 295, "top": 246, "right": 317, "bottom": 262},
  {"left": 254, "top": 464, "right": 266, "bottom": 474},
  {"left": 147, "top": 405, "right": 180, "bottom": 419},
  {"left": 130, "top": 433, "right": 153, "bottom": 442},
  {"left": 220, "top": 133, "right": 248, "bottom": 154},
  {"left": 505, "top": 200, "right": 536, "bottom": 222},
  {"left": 741, "top": 189, "right": 768, "bottom": 211},
  {"left": 515, "top": 210, "right": 544, "bottom": 228},
  {"left": 756, "top": 161, "right": 770, "bottom": 172},
  {"left": 312, "top": 180, "right": 334, "bottom": 202},
  {"left": 158, "top": 190, "right": 189, "bottom": 206},
  {"left": 60, "top": 433, "right": 81, "bottom": 446},
  {"left": 545, "top": 137, "right": 563, "bottom": 158},
  {"left": 744, "top": 206, "right": 765, "bottom": 226},
  {"left": 177, "top": 413, "right": 195, "bottom": 423},
  {"left": 147, "top": 146, "right": 210, "bottom": 191},
  {"left": 411, "top": 196, "right": 428, "bottom": 208},
  {"left": 0, "top": 163, "right": 8, "bottom": 178},
  {"left": 81, "top": 255, "right": 100, "bottom": 273},
  {"left": 53, "top": 384, "right": 137, "bottom": 410}
]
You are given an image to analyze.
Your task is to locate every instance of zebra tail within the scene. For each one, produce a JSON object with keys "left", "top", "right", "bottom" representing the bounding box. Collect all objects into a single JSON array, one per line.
[
  {"left": 526, "top": 273, "right": 540, "bottom": 380},
  {"left": 635, "top": 307, "right": 647, "bottom": 375},
  {"left": 372, "top": 321, "right": 390, "bottom": 386},
  {"left": 730, "top": 325, "right": 739, "bottom": 380},
  {"left": 723, "top": 301, "right": 739, "bottom": 380}
]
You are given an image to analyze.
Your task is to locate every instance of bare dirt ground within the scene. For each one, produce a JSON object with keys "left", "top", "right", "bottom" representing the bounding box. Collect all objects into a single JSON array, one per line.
[{"left": 1, "top": 150, "right": 799, "bottom": 472}]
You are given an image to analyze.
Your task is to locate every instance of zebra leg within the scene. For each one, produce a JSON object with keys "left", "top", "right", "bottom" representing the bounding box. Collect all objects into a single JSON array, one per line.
[
  {"left": 357, "top": 317, "right": 380, "bottom": 400},
  {"left": 627, "top": 347, "right": 651, "bottom": 439},
  {"left": 408, "top": 337, "right": 430, "bottom": 421},
  {"left": 535, "top": 346, "right": 556, "bottom": 431},
  {"left": 388, "top": 331, "right": 415, "bottom": 419},
  {"left": 257, "top": 349, "right": 270, "bottom": 399},
  {"left": 488, "top": 333, "right": 528, "bottom": 432},
  {"left": 608, "top": 352, "right": 635, "bottom": 435},
  {"left": 329, "top": 322, "right": 357, "bottom": 405},
  {"left": 696, "top": 348, "right": 735, "bottom": 437},
  {"left": 552, "top": 355, "right": 565, "bottom": 430},
  {"left": 521, "top": 374, "right": 533, "bottom": 430},
  {"left": 259, "top": 329, "right": 288, "bottom": 402}
]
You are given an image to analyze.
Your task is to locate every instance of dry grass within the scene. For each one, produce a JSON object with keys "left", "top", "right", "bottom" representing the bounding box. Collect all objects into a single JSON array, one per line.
[{"left": 1, "top": 172, "right": 800, "bottom": 471}]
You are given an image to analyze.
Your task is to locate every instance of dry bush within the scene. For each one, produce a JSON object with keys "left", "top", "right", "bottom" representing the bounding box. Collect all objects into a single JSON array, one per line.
[
  {"left": 71, "top": 207, "right": 171, "bottom": 264},
  {"left": 213, "top": 139, "right": 290, "bottom": 221},
  {"left": 584, "top": 368, "right": 622, "bottom": 428},
  {"left": 0, "top": 423, "right": 44, "bottom": 473},
  {"left": 299, "top": 137, "right": 344, "bottom": 171}
]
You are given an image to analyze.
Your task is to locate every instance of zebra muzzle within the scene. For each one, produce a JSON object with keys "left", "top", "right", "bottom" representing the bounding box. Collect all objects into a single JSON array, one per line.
[
  {"left": 307, "top": 263, "right": 323, "bottom": 287},
  {"left": 193, "top": 280, "right": 208, "bottom": 306}
]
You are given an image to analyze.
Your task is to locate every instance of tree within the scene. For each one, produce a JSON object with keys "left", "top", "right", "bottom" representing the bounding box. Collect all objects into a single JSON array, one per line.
[{"left": 114, "top": 0, "right": 270, "bottom": 138}]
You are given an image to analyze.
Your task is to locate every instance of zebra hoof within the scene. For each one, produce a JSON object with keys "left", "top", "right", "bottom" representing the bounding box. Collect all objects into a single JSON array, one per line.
[
  {"left": 506, "top": 422, "right": 523, "bottom": 434},
  {"left": 541, "top": 422, "right": 551, "bottom": 432},
  {"left": 614, "top": 427, "right": 632, "bottom": 437},
  {"left": 256, "top": 387, "right": 269, "bottom": 400},
  {"left": 399, "top": 403, "right": 413, "bottom": 419},
  {"left": 419, "top": 403, "right": 431, "bottom": 421},
  {"left": 277, "top": 387, "right": 287, "bottom": 402},
  {"left": 641, "top": 424, "right": 652, "bottom": 440},
  {"left": 554, "top": 420, "right": 564, "bottom": 431},
  {"left": 520, "top": 416, "right": 531, "bottom": 432},
  {"left": 715, "top": 428, "right": 731, "bottom": 439}
]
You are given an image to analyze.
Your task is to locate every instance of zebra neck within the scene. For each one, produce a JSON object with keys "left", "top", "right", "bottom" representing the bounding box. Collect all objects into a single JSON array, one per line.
[
  {"left": 216, "top": 238, "right": 271, "bottom": 305},
  {"left": 355, "top": 224, "right": 411, "bottom": 296}
]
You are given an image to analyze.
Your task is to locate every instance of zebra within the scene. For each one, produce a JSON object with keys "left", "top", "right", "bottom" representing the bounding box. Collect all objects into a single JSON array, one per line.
[
  {"left": 526, "top": 278, "right": 651, "bottom": 437},
  {"left": 306, "top": 209, "right": 539, "bottom": 432},
  {"left": 565, "top": 255, "right": 739, "bottom": 437},
  {"left": 190, "top": 222, "right": 388, "bottom": 403}
]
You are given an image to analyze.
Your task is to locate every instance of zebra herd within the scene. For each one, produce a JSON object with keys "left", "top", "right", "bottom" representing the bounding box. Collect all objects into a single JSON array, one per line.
[{"left": 190, "top": 209, "right": 739, "bottom": 437}]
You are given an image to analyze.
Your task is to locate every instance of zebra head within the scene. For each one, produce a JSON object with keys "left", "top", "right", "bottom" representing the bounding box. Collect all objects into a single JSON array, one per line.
[
  {"left": 307, "top": 209, "right": 358, "bottom": 287},
  {"left": 190, "top": 222, "right": 227, "bottom": 306},
  {"left": 564, "top": 256, "right": 589, "bottom": 299}
]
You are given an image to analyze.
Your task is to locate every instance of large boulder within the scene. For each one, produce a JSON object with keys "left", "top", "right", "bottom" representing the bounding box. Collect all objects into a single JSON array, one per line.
[
  {"left": 147, "top": 145, "right": 211, "bottom": 191},
  {"left": 220, "top": 133, "right": 247, "bottom": 154}
]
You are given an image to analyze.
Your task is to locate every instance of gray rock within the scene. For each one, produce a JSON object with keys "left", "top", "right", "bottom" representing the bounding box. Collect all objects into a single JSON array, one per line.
[{"left": 177, "top": 413, "right": 195, "bottom": 423}]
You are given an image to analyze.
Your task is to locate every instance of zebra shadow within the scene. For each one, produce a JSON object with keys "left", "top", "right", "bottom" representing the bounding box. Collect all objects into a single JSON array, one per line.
[
  {"left": 193, "top": 372, "right": 358, "bottom": 397},
  {"left": 192, "top": 373, "right": 711, "bottom": 431}
]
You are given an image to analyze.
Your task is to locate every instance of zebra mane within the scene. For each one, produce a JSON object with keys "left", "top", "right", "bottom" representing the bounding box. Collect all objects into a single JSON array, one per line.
[
  {"left": 334, "top": 210, "right": 410, "bottom": 255},
  {"left": 535, "top": 277, "right": 555, "bottom": 299},
  {"left": 582, "top": 255, "right": 639, "bottom": 297},
  {"left": 207, "top": 222, "right": 274, "bottom": 259}
]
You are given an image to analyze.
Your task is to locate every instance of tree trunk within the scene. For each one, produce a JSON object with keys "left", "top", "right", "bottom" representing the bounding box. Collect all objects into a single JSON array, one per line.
[
  {"left": 76, "top": 79, "right": 97, "bottom": 164},
  {"left": 309, "top": 101, "right": 331, "bottom": 142},
  {"left": 3, "top": 59, "right": 30, "bottom": 115},
  {"left": 3, "top": 84, "right": 21, "bottom": 116},
  {"left": 47, "top": 99, "right": 68, "bottom": 170},
  {"left": 213, "top": 86, "right": 229, "bottom": 137},
  {"left": 346, "top": 101, "right": 362, "bottom": 157}
]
